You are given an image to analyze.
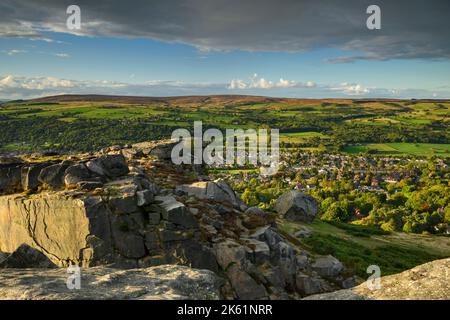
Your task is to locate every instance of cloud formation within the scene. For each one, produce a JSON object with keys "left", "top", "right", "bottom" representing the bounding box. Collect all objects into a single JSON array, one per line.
[
  {"left": 0, "top": 0, "right": 449, "bottom": 62},
  {"left": 2, "top": 49, "right": 27, "bottom": 56},
  {"left": 228, "top": 74, "right": 316, "bottom": 90},
  {"left": 1, "top": 74, "right": 448, "bottom": 100}
]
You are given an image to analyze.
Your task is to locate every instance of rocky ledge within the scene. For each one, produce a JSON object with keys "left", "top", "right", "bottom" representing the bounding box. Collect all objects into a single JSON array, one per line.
[
  {"left": 304, "top": 258, "right": 450, "bottom": 300},
  {"left": 0, "top": 264, "right": 221, "bottom": 300},
  {"left": 1, "top": 140, "right": 447, "bottom": 300}
]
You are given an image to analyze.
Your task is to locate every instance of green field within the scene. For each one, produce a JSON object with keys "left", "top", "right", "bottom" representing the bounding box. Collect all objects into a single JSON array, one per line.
[
  {"left": 1, "top": 96, "right": 449, "bottom": 154},
  {"left": 343, "top": 143, "right": 450, "bottom": 157}
]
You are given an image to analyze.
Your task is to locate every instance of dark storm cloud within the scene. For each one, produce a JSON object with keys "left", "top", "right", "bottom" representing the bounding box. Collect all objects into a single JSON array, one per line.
[{"left": 1, "top": 0, "right": 449, "bottom": 61}]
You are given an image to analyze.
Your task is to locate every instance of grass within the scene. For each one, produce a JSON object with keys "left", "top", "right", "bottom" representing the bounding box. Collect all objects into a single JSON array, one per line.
[
  {"left": 342, "top": 143, "right": 450, "bottom": 157},
  {"left": 280, "top": 131, "right": 330, "bottom": 144},
  {"left": 279, "top": 219, "right": 450, "bottom": 278}
]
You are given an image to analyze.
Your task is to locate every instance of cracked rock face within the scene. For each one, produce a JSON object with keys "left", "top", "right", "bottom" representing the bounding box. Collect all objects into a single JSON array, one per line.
[
  {"left": 0, "top": 194, "right": 93, "bottom": 266},
  {"left": 0, "top": 264, "right": 222, "bottom": 300}
]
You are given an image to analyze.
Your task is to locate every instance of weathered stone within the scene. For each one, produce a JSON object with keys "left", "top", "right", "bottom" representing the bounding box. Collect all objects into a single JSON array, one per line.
[
  {"left": 214, "top": 240, "right": 248, "bottom": 270},
  {"left": 0, "top": 252, "right": 8, "bottom": 264},
  {"left": 160, "top": 230, "right": 188, "bottom": 242},
  {"left": 38, "top": 161, "right": 73, "bottom": 190},
  {"left": 21, "top": 162, "right": 53, "bottom": 191},
  {"left": 262, "top": 227, "right": 284, "bottom": 250},
  {"left": 138, "top": 255, "right": 167, "bottom": 268},
  {"left": 166, "top": 240, "right": 219, "bottom": 273},
  {"left": 64, "top": 164, "right": 92, "bottom": 188},
  {"left": 341, "top": 276, "right": 359, "bottom": 289},
  {"left": 156, "top": 196, "right": 198, "bottom": 229},
  {"left": 131, "top": 140, "right": 178, "bottom": 160},
  {"left": 0, "top": 193, "right": 124, "bottom": 267},
  {"left": 274, "top": 190, "right": 318, "bottom": 223},
  {"left": 227, "top": 268, "right": 268, "bottom": 300},
  {"left": 0, "top": 164, "right": 24, "bottom": 194},
  {"left": 0, "top": 244, "right": 56, "bottom": 268},
  {"left": 273, "top": 241, "right": 297, "bottom": 287},
  {"left": 109, "top": 194, "right": 138, "bottom": 214},
  {"left": 296, "top": 272, "right": 329, "bottom": 296},
  {"left": 0, "top": 265, "right": 222, "bottom": 300},
  {"left": 147, "top": 211, "right": 161, "bottom": 225},
  {"left": 77, "top": 181, "right": 103, "bottom": 191},
  {"left": 121, "top": 148, "right": 144, "bottom": 160},
  {"left": 242, "top": 207, "right": 272, "bottom": 229},
  {"left": 245, "top": 207, "right": 267, "bottom": 216},
  {"left": 112, "top": 231, "right": 146, "bottom": 259},
  {"left": 243, "top": 238, "right": 270, "bottom": 265},
  {"left": 176, "top": 179, "right": 243, "bottom": 208},
  {"left": 296, "top": 254, "right": 311, "bottom": 272},
  {"left": 311, "top": 255, "right": 344, "bottom": 278},
  {"left": 262, "top": 266, "right": 286, "bottom": 289},
  {"left": 144, "top": 230, "right": 160, "bottom": 255},
  {"left": 249, "top": 226, "right": 271, "bottom": 241},
  {"left": 136, "top": 190, "right": 154, "bottom": 206},
  {"left": 86, "top": 154, "right": 129, "bottom": 178},
  {"left": 305, "top": 258, "right": 450, "bottom": 300}
]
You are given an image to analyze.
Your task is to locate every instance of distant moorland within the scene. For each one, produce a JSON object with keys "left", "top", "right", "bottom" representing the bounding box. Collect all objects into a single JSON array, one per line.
[{"left": 1, "top": 94, "right": 449, "bottom": 156}]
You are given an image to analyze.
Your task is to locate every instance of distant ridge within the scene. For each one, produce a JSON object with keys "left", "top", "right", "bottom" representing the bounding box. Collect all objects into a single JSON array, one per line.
[{"left": 19, "top": 94, "right": 450, "bottom": 105}]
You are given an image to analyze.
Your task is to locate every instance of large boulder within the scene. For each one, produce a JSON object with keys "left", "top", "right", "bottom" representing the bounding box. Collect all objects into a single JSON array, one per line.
[
  {"left": 0, "top": 243, "right": 56, "bottom": 268},
  {"left": 0, "top": 265, "right": 222, "bottom": 300},
  {"left": 176, "top": 179, "right": 243, "bottom": 209},
  {"left": 311, "top": 255, "right": 344, "bottom": 278},
  {"left": 86, "top": 154, "right": 129, "bottom": 178},
  {"left": 64, "top": 163, "right": 94, "bottom": 188},
  {"left": 38, "top": 161, "right": 73, "bottom": 190},
  {"left": 155, "top": 195, "right": 198, "bottom": 229},
  {"left": 274, "top": 190, "right": 318, "bottom": 223}
]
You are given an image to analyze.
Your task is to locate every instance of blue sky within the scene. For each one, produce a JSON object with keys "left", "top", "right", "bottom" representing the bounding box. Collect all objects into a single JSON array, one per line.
[{"left": 1, "top": 0, "right": 450, "bottom": 99}]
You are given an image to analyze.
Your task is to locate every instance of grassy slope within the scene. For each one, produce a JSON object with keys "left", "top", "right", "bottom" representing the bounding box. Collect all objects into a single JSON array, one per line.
[{"left": 279, "top": 219, "right": 450, "bottom": 278}]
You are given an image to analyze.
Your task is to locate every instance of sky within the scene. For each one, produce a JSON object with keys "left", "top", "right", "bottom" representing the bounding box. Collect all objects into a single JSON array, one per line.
[{"left": 1, "top": 0, "right": 450, "bottom": 100}]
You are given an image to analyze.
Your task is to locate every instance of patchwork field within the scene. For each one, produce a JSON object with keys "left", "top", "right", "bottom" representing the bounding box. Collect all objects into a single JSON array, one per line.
[
  {"left": 342, "top": 143, "right": 450, "bottom": 157},
  {"left": 0, "top": 95, "right": 449, "bottom": 156}
]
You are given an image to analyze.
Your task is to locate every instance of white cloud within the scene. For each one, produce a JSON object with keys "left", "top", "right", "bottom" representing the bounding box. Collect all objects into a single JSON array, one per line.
[
  {"left": 2, "top": 49, "right": 27, "bottom": 56},
  {"left": 54, "top": 53, "right": 70, "bottom": 58},
  {"left": 330, "top": 82, "right": 370, "bottom": 95},
  {"left": 0, "top": 75, "right": 225, "bottom": 99},
  {"left": 228, "top": 79, "right": 248, "bottom": 90},
  {"left": 228, "top": 74, "right": 316, "bottom": 90},
  {"left": 0, "top": 74, "right": 447, "bottom": 100}
]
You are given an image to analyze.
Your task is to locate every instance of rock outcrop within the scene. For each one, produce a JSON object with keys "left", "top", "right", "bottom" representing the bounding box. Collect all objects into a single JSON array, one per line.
[
  {"left": 0, "top": 141, "right": 349, "bottom": 300},
  {"left": 0, "top": 264, "right": 221, "bottom": 300},
  {"left": 304, "top": 258, "right": 450, "bottom": 300}
]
